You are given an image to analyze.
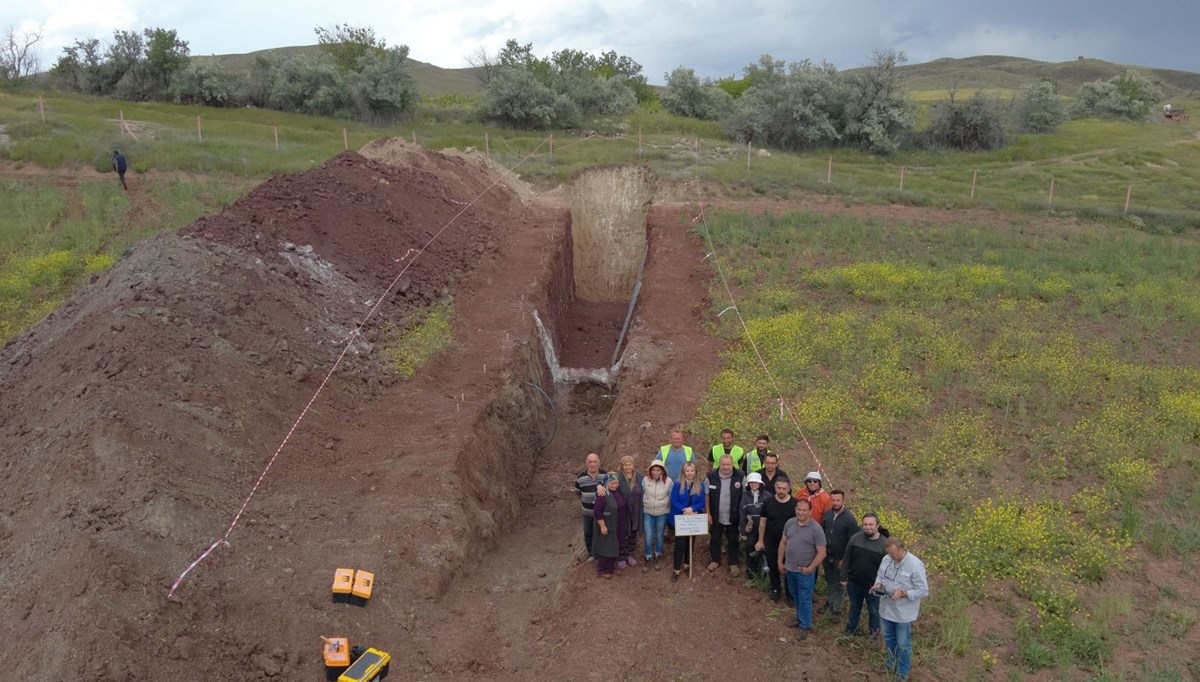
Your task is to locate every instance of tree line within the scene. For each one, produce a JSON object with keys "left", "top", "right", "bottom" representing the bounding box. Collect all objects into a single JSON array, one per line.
[{"left": 2, "top": 23, "right": 1168, "bottom": 152}]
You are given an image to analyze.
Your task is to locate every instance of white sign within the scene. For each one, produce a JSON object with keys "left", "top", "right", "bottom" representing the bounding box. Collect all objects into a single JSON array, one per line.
[{"left": 674, "top": 514, "right": 709, "bottom": 537}]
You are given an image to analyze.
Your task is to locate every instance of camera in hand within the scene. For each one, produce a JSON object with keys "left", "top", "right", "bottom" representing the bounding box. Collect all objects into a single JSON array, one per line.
[{"left": 869, "top": 587, "right": 889, "bottom": 598}]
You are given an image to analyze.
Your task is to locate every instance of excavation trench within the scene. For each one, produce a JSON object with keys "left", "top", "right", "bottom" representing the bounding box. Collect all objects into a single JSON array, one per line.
[{"left": 417, "top": 166, "right": 652, "bottom": 638}]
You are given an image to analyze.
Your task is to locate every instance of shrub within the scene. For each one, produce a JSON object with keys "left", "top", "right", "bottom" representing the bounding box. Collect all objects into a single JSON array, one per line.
[
  {"left": 723, "top": 58, "right": 842, "bottom": 149},
  {"left": 1072, "top": 70, "right": 1162, "bottom": 120},
  {"left": 1016, "top": 81, "right": 1068, "bottom": 133},
  {"left": 171, "top": 59, "right": 242, "bottom": 107},
  {"left": 921, "top": 91, "right": 1009, "bottom": 150},
  {"left": 662, "top": 67, "right": 733, "bottom": 121}
]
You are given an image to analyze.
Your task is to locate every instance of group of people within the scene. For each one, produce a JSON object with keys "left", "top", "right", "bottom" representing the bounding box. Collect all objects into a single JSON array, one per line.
[{"left": 574, "top": 429, "right": 930, "bottom": 681}]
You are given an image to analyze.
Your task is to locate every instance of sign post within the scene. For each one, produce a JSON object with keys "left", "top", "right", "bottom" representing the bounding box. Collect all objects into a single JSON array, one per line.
[{"left": 674, "top": 514, "right": 709, "bottom": 579}]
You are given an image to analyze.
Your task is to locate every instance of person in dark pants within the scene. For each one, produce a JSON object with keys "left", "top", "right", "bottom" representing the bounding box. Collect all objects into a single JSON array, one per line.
[
  {"left": 574, "top": 453, "right": 607, "bottom": 560},
  {"left": 705, "top": 454, "right": 744, "bottom": 575},
  {"left": 842, "top": 513, "right": 889, "bottom": 638},
  {"left": 112, "top": 150, "right": 128, "bottom": 190},
  {"left": 738, "top": 472, "right": 771, "bottom": 579},
  {"left": 821, "top": 489, "right": 858, "bottom": 622},
  {"left": 756, "top": 477, "right": 797, "bottom": 602},
  {"left": 669, "top": 461, "right": 706, "bottom": 582}
]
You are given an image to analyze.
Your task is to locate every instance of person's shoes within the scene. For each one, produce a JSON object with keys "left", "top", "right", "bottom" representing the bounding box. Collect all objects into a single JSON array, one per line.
[
  {"left": 796, "top": 628, "right": 809, "bottom": 641},
  {"left": 600, "top": 573, "right": 612, "bottom": 579},
  {"left": 707, "top": 562, "right": 719, "bottom": 572},
  {"left": 617, "top": 561, "right": 628, "bottom": 570},
  {"left": 896, "top": 676, "right": 908, "bottom": 682},
  {"left": 642, "top": 559, "right": 652, "bottom": 573},
  {"left": 671, "top": 571, "right": 680, "bottom": 583},
  {"left": 654, "top": 556, "right": 663, "bottom": 571},
  {"left": 587, "top": 556, "right": 596, "bottom": 563},
  {"left": 786, "top": 617, "right": 800, "bottom": 628},
  {"left": 770, "top": 589, "right": 781, "bottom": 602},
  {"left": 730, "top": 566, "right": 741, "bottom": 577},
  {"left": 627, "top": 557, "right": 638, "bottom": 566},
  {"left": 829, "top": 613, "right": 842, "bottom": 623}
]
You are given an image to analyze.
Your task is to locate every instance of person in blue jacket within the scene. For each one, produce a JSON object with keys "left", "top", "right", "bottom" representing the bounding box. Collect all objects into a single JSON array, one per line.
[
  {"left": 670, "top": 461, "right": 706, "bottom": 582},
  {"left": 112, "top": 150, "right": 128, "bottom": 190}
]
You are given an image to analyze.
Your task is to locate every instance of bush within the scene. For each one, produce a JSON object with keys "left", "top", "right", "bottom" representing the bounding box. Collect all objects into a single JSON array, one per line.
[
  {"left": 171, "top": 59, "right": 242, "bottom": 107},
  {"left": 840, "top": 50, "right": 916, "bottom": 154},
  {"left": 921, "top": 91, "right": 1009, "bottom": 151},
  {"left": 480, "top": 67, "right": 574, "bottom": 128},
  {"left": 1072, "top": 70, "right": 1162, "bottom": 120},
  {"left": 662, "top": 67, "right": 732, "bottom": 121},
  {"left": 723, "top": 58, "right": 842, "bottom": 150},
  {"left": 1016, "top": 81, "right": 1067, "bottom": 133}
]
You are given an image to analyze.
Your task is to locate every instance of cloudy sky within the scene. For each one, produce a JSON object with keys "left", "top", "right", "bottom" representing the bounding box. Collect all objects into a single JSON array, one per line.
[{"left": 5, "top": 0, "right": 1198, "bottom": 80}]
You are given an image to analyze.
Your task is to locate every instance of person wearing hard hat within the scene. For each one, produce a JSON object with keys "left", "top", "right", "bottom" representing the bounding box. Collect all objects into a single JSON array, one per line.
[{"left": 797, "top": 471, "right": 831, "bottom": 528}]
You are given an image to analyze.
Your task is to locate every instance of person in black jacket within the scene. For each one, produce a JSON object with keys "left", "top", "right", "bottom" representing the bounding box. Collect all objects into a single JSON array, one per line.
[
  {"left": 821, "top": 490, "right": 858, "bottom": 622},
  {"left": 841, "top": 513, "right": 889, "bottom": 636},
  {"left": 705, "top": 455, "right": 745, "bottom": 575},
  {"left": 738, "top": 472, "right": 771, "bottom": 579}
]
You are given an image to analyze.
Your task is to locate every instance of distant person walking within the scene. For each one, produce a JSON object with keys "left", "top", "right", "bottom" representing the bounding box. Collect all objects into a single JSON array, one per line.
[
  {"left": 874, "top": 537, "right": 930, "bottom": 681},
  {"left": 112, "top": 150, "right": 128, "bottom": 190}
]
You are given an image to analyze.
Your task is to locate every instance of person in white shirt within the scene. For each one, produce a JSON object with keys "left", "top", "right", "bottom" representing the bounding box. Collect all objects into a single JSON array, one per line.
[{"left": 873, "top": 537, "right": 929, "bottom": 681}]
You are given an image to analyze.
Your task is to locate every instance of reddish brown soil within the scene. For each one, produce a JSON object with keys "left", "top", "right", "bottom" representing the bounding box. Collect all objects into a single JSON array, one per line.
[
  {"left": 557, "top": 300, "right": 628, "bottom": 368},
  {"left": 0, "top": 147, "right": 569, "bottom": 680}
]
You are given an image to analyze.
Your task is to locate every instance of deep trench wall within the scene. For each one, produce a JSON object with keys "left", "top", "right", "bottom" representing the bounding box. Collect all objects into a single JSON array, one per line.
[
  {"left": 570, "top": 167, "right": 654, "bottom": 302},
  {"left": 445, "top": 209, "right": 573, "bottom": 595}
]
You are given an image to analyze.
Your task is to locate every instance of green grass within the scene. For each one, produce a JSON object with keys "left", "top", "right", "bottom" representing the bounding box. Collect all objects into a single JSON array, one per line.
[
  {"left": 382, "top": 299, "right": 455, "bottom": 378},
  {"left": 689, "top": 208, "right": 1200, "bottom": 679}
]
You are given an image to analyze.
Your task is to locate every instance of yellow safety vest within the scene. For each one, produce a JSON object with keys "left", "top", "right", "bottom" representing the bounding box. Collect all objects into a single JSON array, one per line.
[
  {"left": 710, "top": 444, "right": 745, "bottom": 468},
  {"left": 658, "top": 444, "right": 693, "bottom": 462}
]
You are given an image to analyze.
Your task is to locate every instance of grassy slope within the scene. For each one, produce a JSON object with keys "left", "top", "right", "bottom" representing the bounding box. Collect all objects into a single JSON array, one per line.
[
  {"left": 693, "top": 209, "right": 1200, "bottom": 680},
  {"left": 860, "top": 55, "right": 1200, "bottom": 98},
  {"left": 196, "top": 45, "right": 484, "bottom": 97}
]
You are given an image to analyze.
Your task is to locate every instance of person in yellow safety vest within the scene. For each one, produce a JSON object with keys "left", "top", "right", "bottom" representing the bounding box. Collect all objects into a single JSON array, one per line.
[
  {"left": 744, "top": 434, "right": 774, "bottom": 475},
  {"left": 655, "top": 429, "right": 693, "bottom": 483},
  {"left": 710, "top": 428, "right": 746, "bottom": 470}
]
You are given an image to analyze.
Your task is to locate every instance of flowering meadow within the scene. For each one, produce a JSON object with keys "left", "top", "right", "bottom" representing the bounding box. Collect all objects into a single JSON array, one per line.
[{"left": 694, "top": 210, "right": 1200, "bottom": 679}]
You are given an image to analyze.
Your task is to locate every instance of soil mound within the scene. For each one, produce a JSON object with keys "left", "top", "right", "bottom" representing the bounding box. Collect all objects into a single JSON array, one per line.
[
  {"left": 0, "top": 148, "right": 542, "bottom": 680},
  {"left": 360, "top": 137, "right": 537, "bottom": 205}
]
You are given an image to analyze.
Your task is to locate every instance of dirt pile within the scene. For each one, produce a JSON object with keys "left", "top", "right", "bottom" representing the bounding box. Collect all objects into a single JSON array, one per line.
[{"left": 0, "top": 145, "right": 564, "bottom": 680}]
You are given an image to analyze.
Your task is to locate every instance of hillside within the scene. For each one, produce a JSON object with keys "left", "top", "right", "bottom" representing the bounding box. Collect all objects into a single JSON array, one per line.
[
  {"left": 877, "top": 54, "right": 1200, "bottom": 98},
  {"left": 197, "top": 45, "right": 484, "bottom": 97},
  {"left": 198, "top": 44, "right": 1200, "bottom": 101}
]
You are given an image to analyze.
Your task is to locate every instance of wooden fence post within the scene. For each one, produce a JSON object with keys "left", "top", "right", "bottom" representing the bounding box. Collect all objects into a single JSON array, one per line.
[
  {"left": 273, "top": 126, "right": 279, "bottom": 151},
  {"left": 196, "top": 115, "right": 203, "bottom": 143},
  {"left": 343, "top": 128, "right": 348, "bottom": 150},
  {"left": 38, "top": 96, "right": 45, "bottom": 123},
  {"left": 1048, "top": 176, "right": 1055, "bottom": 207},
  {"left": 485, "top": 132, "right": 489, "bottom": 158},
  {"left": 1123, "top": 184, "right": 1133, "bottom": 214},
  {"left": 747, "top": 141, "right": 752, "bottom": 169},
  {"left": 970, "top": 169, "right": 977, "bottom": 200},
  {"left": 638, "top": 126, "right": 642, "bottom": 159},
  {"left": 119, "top": 110, "right": 126, "bottom": 137},
  {"left": 899, "top": 165, "right": 905, "bottom": 190},
  {"left": 549, "top": 133, "right": 554, "bottom": 162},
  {"left": 826, "top": 155, "right": 833, "bottom": 183},
  {"left": 411, "top": 131, "right": 416, "bottom": 144}
]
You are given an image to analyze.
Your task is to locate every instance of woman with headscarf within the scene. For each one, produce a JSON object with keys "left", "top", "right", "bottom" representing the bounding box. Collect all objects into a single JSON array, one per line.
[
  {"left": 641, "top": 460, "right": 672, "bottom": 571},
  {"left": 669, "top": 461, "right": 706, "bottom": 582},
  {"left": 592, "top": 474, "right": 624, "bottom": 578},
  {"left": 617, "top": 455, "right": 643, "bottom": 568}
]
